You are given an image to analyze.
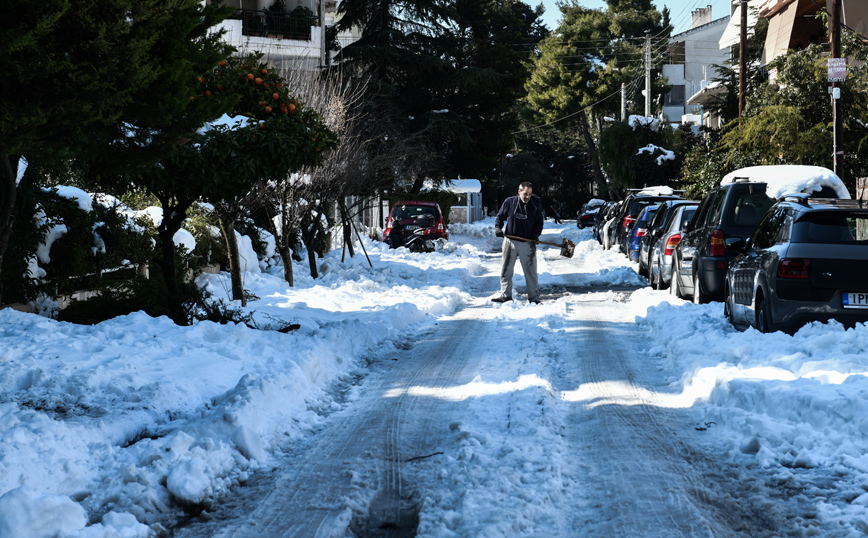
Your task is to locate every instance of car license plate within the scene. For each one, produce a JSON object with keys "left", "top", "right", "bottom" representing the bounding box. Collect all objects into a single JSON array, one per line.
[
  {"left": 843, "top": 292, "right": 868, "bottom": 309},
  {"left": 681, "top": 259, "right": 692, "bottom": 272},
  {"left": 406, "top": 225, "right": 419, "bottom": 231}
]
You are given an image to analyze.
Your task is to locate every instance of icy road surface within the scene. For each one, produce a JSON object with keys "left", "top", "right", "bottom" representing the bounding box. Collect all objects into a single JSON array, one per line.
[{"left": 171, "top": 235, "right": 794, "bottom": 538}]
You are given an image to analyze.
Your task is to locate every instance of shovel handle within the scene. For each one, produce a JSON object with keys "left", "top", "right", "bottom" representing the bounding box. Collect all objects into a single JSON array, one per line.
[{"left": 504, "top": 234, "right": 560, "bottom": 248}]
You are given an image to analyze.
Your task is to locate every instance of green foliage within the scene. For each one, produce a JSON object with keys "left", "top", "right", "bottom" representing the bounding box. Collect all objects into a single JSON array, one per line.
[
  {"left": 1, "top": 168, "right": 50, "bottom": 303},
  {"left": 56, "top": 275, "right": 207, "bottom": 325},
  {"left": 335, "top": 0, "right": 547, "bottom": 181},
  {"left": 719, "top": 105, "right": 829, "bottom": 167},
  {"left": 599, "top": 120, "right": 683, "bottom": 191},
  {"left": 679, "top": 130, "right": 728, "bottom": 198}
]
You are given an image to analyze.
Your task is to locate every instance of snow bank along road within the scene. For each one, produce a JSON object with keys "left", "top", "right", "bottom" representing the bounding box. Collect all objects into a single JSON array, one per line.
[{"left": 171, "top": 231, "right": 802, "bottom": 538}]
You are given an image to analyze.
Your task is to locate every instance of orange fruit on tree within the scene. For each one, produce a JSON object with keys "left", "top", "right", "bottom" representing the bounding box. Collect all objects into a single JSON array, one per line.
[
  {"left": 205, "top": 90, "right": 212, "bottom": 96},
  {"left": 261, "top": 68, "right": 268, "bottom": 74},
  {"left": 287, "top": 103, "right": 296, "bottom": 114},
  {"left": 218, "top": 60, "right": 227, "bottom": 67},
  {"left": 217, "top": 85, "right": 224, "bottom": 91},
  {"left": 247, "top": 73, "right": 255, "bottom": 80},
  {"left": 272, "top": 93, "right": 280, "bottom": 100},
  {"left": 255, "top": 77, "right": 263, "bottom": 85},
  {"left": 265, "top": 106, "right": 273, "bottom": 113},
  {"left": 198, "top": 76, "right": 204, "bottom": 83}
]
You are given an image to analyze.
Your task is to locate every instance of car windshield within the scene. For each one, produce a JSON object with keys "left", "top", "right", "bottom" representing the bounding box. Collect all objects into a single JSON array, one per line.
[
  {"left": 393, "top": 205, "right": 437, "bottom": 220},
  {"left": 729, "top": 191, "right": 774, "bottom": 227},
  {"left": 793, "top": 212, "right": 868, "bottom": 243}
]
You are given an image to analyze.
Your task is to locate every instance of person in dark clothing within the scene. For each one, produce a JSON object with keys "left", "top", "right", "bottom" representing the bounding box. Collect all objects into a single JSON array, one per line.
[
  {"left": 493, "top": 182, "right": 545, "bottom": 304},
  {"left": 551, "top": 199, "right": 562, "bottom": 224}
]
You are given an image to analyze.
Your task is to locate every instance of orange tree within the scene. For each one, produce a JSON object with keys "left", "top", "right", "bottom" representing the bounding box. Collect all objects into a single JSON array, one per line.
[{"left": 142, "top": 53, "right": 336, "bottom": 320}]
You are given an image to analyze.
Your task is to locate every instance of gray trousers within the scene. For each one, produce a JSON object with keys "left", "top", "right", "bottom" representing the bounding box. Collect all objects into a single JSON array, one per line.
[{"left": 500, "top": 237, "right": 539, "bottom": 301}]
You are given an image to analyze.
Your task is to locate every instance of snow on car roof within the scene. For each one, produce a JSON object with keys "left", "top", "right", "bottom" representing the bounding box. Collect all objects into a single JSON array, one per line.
[
  {"left": 636, "top": 186, "right": 675, "bottom": 196},
  {"left": 720, "top": 165, "right": 850, "bottom": 199}
]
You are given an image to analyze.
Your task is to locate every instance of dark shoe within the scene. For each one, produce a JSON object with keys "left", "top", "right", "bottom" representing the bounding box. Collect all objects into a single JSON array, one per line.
[
  {"left": 491, "top": 296, "right": 512, "bottom": 303},
  {"left": 529, "top": 299, "right": 541, "bottom": 304}
]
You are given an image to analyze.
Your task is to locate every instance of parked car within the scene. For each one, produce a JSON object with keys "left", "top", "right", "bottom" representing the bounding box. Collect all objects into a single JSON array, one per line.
[
  {"left": 612, "top": 187, "right": 683, "bottom": 255},
  {"left": 639, "top": 199, "right": 699, "bottom": 278},
  {"left": 671, "top": 165, "right": 848, "bottom": 302},
  {"left": 627, "top": 206, "right": 658, "bottom": 264},
  {"left": 384, "top": 201, "right": 448, "bottom": 248},
  {"left": 578, "top": 199, "right": 606, "bottom": 229},
  {"left": 649, "top": 204, "right": 697, "bottom": 290},
  {"left": 593, "top": 201, "right": 617, "bottom": 244},
  {"left": 725, "top": 196, "right": 868, "bottom": 333},
  {"left": 601, "top": 202, "right": 622, "bottom": 250}
]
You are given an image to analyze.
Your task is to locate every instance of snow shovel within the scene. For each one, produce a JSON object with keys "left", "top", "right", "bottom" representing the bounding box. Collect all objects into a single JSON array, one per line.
[{"left": 505, "top": 234, "right": 576, "bottom": 258}]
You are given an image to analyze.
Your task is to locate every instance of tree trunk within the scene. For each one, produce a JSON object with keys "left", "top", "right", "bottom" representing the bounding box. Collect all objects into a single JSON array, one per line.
[
  {"left": 219, "top": 213, "right": 246, "bottom": 305},
  {"left": 338, "top": 198, "right": 355, "bottom": 258},
  {"left": 304, "top": 235, "right": 318, "bottom": 279},
  {"left": 156, "top": 201, "right": 192, "bottom": 325},
  {"left": 578, "top": 111, "right": 608, "bottom": 197},
  {"left": 263, "top": 205, "right": 294, "bottom": 287},
  {"left": 0, "top": 153, "right": 20, "bottom": 306}
]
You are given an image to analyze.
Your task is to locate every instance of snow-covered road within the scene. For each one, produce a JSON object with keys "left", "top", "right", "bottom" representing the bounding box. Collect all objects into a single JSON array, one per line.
[
  {"left": 172, "top": 235, "right": 790, "bottom": 537},
  {"left": 4, "top": 220, "right": 868, "bottom": 538}
]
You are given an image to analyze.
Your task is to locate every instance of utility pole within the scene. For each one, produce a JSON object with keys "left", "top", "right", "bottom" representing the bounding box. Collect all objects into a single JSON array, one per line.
[
  {"left": 738, "top": 0, "right": 747, "bottom": 120},
  {"left": 831, "top": 0, "right": 843, "bottom": 178},
  {"left": 645, "top": 32, "right": 651, "bottom": 117},
  {"left": 621, "top": 83, "right": 626, "bottom": 121}
]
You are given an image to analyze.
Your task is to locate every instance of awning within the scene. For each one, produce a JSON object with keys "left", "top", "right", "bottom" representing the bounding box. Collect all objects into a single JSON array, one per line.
[{"left": 686, "top": 82, "right": 728, "bottom": 106}]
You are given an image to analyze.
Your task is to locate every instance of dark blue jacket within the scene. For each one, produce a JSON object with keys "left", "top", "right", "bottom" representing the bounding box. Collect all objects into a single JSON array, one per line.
[{"left": 495, "top": 194, "right": 544, "bottom": 240}]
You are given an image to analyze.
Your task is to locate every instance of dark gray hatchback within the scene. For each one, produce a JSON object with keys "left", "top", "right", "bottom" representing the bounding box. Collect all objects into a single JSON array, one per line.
[{"left": 725, "top": 196, "right": 868, "bottom": 333}]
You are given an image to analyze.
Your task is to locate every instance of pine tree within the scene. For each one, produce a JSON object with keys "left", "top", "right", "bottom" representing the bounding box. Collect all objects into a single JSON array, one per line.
[{"left": 0, "top": 0, "right": 232, "bottom": 306}]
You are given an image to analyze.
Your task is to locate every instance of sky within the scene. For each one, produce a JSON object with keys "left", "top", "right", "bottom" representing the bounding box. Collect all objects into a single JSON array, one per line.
[
  {"left": 538, "top": 0, "right": 733, "bottom": 35},
  {"left": 4, "top": 174, "right": 868, "bottom": 536}
]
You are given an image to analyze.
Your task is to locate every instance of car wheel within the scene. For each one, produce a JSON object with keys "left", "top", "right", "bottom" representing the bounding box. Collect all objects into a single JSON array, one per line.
[
  {"left": 756, "top": 295, "right": 773, "bottom": 333},
  {"left": 693, "top": 270, "right": 708, "bottom": 304},
  {"left": 724, "top": 283, "right": 735, "bottom": 325},
  {"left": 649, "top": 260, "right": 657, "bottom": 288},
  {"left": 638, "top": 258, "right": 648, "bottom": 278},
  {"left": 655, "top": 259, "right": 667, "bottom": 291},
  {"left": 670, "top": 264, "right": 682, "bottom": 298}
]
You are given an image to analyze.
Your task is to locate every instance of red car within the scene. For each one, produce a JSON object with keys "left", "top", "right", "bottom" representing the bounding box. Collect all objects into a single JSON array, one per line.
[{"left": 384, "top": 201, "right": 448, "bottom": 247}]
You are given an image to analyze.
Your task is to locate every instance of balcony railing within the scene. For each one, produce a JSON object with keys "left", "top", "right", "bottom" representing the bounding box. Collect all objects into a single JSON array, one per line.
[{"left": 234, "top": 10, "right": 317, "bottom": 41}]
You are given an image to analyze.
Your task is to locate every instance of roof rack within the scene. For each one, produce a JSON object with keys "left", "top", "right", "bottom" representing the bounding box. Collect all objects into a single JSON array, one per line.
[
  {"left": 781, "top": 192, "right": 810, "bottom": 205},
  {"left": 733, "top": 177, "right": 751, "bottom": 183}
]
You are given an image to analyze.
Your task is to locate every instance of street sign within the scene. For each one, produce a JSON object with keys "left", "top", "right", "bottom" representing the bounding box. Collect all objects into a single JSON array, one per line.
[{"left": 828, "top": 58, "right": 847, "bottom": 82}]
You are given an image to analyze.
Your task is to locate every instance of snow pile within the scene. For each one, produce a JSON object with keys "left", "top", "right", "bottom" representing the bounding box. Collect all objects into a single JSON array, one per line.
[
  {"left": 628, "top": 115, "right": 661, "bottom": 131},
  {"left": 5, "top": 219, "right": 868, "bottom": 536},
  {"left": 720, "top": 165, "right": 850, "bottom": 199}
]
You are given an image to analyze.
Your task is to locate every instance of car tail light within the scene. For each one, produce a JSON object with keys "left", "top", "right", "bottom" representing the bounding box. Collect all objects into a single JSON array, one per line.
[
  {"left": 778, "top": 258, "right": 811, "bottom": 279},
  {"left": 709, "top": 229, "right": 726, "bottom": 257},
  {"left": 623, "top": 216, "right": 636, "bottom": 230},
  {"left": 636, "top": 228, "right": 647, "bottom": 238},
  {"left": 437, "top": 222, "right": 445, "bottom": 231},
  {"left": 664, "top": 234, "right": 681, "bottom": 255}
]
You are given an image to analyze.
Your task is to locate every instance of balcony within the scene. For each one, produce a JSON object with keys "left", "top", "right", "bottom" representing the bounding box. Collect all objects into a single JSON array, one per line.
[{"left": 233, "top": 10, "right": 318, "bottom": 41}]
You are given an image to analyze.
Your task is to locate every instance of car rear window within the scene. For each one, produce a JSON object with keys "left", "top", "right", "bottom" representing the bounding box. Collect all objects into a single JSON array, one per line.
[
  {"left": 393, "top": 205, "right": 438, "bottom": 220},
  {"left": 631, "top": 199, "right": 665, "bottom": 217},
  {"left": 792, "top": 212, "right": 868, "bottom": 243},
  {"left": 727, "top": 191, "right": 774, "bottom": 227}
]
